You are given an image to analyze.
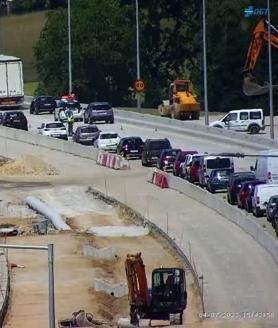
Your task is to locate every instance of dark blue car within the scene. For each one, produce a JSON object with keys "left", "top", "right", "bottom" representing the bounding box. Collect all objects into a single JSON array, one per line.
[{"left": 207, "top": 168, "right": 233, "bottom": 193}]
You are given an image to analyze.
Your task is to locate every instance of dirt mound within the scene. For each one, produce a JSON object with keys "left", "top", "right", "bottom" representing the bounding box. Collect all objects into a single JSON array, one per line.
[{"left": 0, "top": 155, "right": 59, "bottom": 176}]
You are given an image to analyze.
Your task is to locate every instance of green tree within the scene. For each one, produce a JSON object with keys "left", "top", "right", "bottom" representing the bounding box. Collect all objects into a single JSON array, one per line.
[{"left": 35, "top": 0, "right": 134, "bottom": 104}]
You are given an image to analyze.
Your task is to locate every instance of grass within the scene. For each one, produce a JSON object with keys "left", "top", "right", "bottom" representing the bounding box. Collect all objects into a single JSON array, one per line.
[
  {"left": 24, "top": 81, "right": 38, "bottom": 96},
  {"left": 0, "top": 11, "right": 47, "bottom": 82}
]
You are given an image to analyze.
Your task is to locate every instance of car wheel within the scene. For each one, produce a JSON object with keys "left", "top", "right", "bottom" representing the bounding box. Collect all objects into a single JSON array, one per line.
[
  {"left": 254, "top": 207, "right": 262, "bottom": 217},
  {"left": 110, "top": 119, "right": 114, "bottom": 124},
  {"left": 249, "top": 124, "right": 260, "bottom": 134},
  {"left": 49, "top": 110, "right": 54, "bottom": 114},
  {"left": 266, "top": 214, "right": 272, "bottom": 223}
]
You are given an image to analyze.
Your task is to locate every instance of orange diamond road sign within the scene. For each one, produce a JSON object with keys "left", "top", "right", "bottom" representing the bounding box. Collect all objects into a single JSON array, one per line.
[{"left": 133, "top": 79, "right": 146, "bottom": 92}]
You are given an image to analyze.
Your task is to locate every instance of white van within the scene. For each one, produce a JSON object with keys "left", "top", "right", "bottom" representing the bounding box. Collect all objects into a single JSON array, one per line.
[
  {"left": 251, "top": 149, "right": 278, "bottom": 184},
  {"left": 252, "top": 184, "right": 278, "bottom": 217},
  {"left": 209, "top": 109, "right": 264, "bottom": 134},
  {"left": 198, "top": 156, "right": 234, "bottom": 187}
]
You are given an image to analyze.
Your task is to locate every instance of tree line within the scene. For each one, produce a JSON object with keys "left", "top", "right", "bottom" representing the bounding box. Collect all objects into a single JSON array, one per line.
[{"left": 12, "top": 0, "right": 278, "bottom": 112}]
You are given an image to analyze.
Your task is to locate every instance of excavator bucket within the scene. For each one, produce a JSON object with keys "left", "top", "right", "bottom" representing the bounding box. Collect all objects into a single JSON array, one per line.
[{"left": 243, "top": 75, "right": 270, "bottom": 96}]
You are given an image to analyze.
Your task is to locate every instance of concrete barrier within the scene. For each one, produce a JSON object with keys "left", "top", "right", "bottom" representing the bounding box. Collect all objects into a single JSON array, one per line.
[
  {"left": 166, "top": 174, "right": 278, "bottom": 265},
  {"left": 94, "top": 278, "right": 128, "bottom": 297},
  {"left": 96, "top": 150, "right": 130, "bottom": 170},
  {"left": 83, "top": 245, "right": 117, "bottom": 261}
]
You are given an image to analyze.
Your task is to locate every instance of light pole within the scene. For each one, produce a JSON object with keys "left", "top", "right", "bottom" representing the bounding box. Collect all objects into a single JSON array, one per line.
[
  {"left": 202, "top": 0, "right": 209, "bottom": 125},
  {"left": 135, "top": 0, "right": 141, "bottom": 111},
  {"left": 267, "top": 0, "right": 274, "bottom": 139},
  {"left": 68, "top": 0, "right": 72, "bottom": 94}
]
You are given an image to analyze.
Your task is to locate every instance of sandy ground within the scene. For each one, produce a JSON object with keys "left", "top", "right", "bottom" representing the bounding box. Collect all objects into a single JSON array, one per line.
[{"left": 2, "top": 200, "right": 201, "bottom": 328}]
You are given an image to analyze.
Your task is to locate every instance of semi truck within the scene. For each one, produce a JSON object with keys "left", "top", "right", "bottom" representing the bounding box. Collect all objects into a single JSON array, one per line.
[{"left": 0, "top": 55, "right": 24, "bottom": 108}]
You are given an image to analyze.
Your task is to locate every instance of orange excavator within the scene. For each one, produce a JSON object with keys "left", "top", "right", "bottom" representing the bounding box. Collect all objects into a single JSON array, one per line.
[
  {"left": 125, "top": 253, "right": 187, "bottom": 326},
  {"left": 243, "top": 18, "right": 278, "bottom": 96}
]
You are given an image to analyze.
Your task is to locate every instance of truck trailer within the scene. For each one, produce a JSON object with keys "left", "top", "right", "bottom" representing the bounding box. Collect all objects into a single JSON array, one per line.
[{"left": 0, "top": 55, "right": 24, "bottom": 108}]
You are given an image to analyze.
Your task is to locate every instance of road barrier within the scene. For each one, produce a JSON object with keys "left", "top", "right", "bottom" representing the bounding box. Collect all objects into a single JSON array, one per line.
[
  {"left": 96, "top": 151, "right": 130, "bottom": 170},
  {"left": 150, "top": 172, "right": 278, "bottom": 265},
  {"left": 150, "top": 169, "right": 169, "bottom": 188}
]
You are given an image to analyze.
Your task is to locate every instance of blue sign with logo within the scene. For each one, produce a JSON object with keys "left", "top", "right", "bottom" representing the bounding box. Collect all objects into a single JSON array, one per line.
[{"left": 244, "top": 6, "right": 268, "bottom": 18}]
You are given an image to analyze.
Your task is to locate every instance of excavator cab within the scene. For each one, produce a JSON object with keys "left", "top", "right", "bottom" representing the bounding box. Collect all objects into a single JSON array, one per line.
[{"left": 150, "top": 268, "right": 187, "bottom": 320}]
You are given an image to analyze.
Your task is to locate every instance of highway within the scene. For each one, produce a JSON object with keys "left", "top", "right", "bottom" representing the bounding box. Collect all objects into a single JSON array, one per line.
[{"left": 2, "top": 107, "right": 277, "bottom": 326}]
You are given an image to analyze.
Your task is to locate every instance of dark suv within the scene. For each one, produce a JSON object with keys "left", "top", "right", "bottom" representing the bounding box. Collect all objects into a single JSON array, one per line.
[
  {"left": 117, "top": 137, "right": 144, "bottom": 159},
  {"left": 30, "top": 96, "right": 56, "bottom": 115},
  {"left": 141, "top": 138, "right": 171, "bottom": 166},
  {"left": 1, "top": 111, "right": 28, "bottom": 131},
  {"left": 227, "top": 172, "right": 256, "bottom": 205},
  {"left": 157, "top": 148, "right": 181, "bottom": 172},
  {"left": 84, "top": 102, "right": 114, "bottom": 124}
]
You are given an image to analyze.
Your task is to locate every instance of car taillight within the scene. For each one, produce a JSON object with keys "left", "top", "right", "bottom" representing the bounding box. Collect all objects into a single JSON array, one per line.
[
  {"left": 125, "top": 145, "right": 128, "bottom": 150},
  {"left": 268, "top": 171, "right": 272, "bottom": 180},
  {"left": 256, "top": 196, "right": 260, "bottom": 204}
]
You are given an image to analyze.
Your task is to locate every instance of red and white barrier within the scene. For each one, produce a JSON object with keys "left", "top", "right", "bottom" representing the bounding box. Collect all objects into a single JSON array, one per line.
[
  {"left": 150, "top": 169, "right": 169, "bottom": 189},
  {"left": 96, "top": 151, "right": 130, "bottom": 170}
]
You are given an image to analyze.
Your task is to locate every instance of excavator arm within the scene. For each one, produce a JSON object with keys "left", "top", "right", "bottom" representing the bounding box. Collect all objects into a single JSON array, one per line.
[{"left": 243, "top": 19, "right": 278, "bottom": 96}]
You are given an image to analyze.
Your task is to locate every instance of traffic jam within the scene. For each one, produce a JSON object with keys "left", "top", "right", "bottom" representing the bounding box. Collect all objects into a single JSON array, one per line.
[{"left": 1, "top": 94, "right": 278, "bottom": 238}]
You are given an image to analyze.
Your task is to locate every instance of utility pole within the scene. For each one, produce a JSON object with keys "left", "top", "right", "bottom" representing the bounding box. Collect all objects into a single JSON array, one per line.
[
  {"left": 267, "top": 0, "right": 274, "bottom": 139},
  {"left": 68, "top": 0, "right": 72, "bottom": 94},
  {"left": 135, "top": 0, "right": 141, "bottom": 111},
  {"left": 202, "top": 0, "right": 209, "bottom": 126}
]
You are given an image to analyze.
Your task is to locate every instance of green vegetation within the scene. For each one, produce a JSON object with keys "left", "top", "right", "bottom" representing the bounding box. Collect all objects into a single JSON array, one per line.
[
  {"left": 0, "top": 11, "right": 47, "bottom": 82},
  {"left": 24, "top": 81, "right": 38, "bottom": 96}
]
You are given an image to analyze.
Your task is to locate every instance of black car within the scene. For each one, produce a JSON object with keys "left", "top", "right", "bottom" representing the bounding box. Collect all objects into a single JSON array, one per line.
[
  {"left": 270, "top": 204, "right": 278, "bottom": 236},
  {"left": 117, "top": 137, "right": 144, "bottom": 159},
  {"left": 30, "top": 96, "right": 56, "bottom": 115},
  {"left": 84, "top": 102, "right": 114, "bottom": 124},
  {"left": 72, "top": 125, "right": 100, "bottom": 145},
  {"left": 1, "top": 111, "right": 28, "bottom": 131},
  {"left": 207, "top": 168, "right": 233, "bottom": 193},
  {"left": 227, "top": 172, "right": 256, "bottom": 205},
  {"left": 266, "top": 195, "right": 278, "bottom": 223},
  {"left": 156, "top": 148, "right": 181, "bottom": 172},
  {"left": 141, "top": 138, "right": 172, "bottom": 166}
]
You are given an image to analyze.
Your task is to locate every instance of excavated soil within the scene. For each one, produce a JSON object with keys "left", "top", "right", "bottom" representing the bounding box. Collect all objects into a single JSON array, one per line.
[{"left": 0, "top": 155, "right": 59, "bottom": 176}]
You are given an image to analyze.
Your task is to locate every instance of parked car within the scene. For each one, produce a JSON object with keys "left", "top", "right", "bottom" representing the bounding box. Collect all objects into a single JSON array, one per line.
[
  {"left": 270, "top": 204, "right": 278, "bottom": 236},
  {"left": 141, "top": 138, "right": 171, "bottom": 166},
  {"left": 237, "top": 180, "right": 265, "bottom": 210},
  {"left": 251, "top": 149, "right": 278, "bottom": 184},
  {"left": 1, "top": 111, "right": 28, "bottom": 131},
  {"left": 117, "top": 137, "right": 144, "bottom": 159},
  {"left": 187, "top": 155, "right": 208, "bottom": 183},
  {"left": 72, "top": 125, "right": 100, "bottom": 145},
  {"left": 227, "top": 172, "right": 256, "bottom": 205},
  {"left": 245, "top": 181, "right": 266, "bottom": 213},
  {"left": 266, "top": 195, "right": 278, "bottom": 223},
  {"left": 252, "top": 184, "right": 278, "bottom": 217},
  {"left": 173, "top": 150, "right": 198, "bottom": 177},
  {"left": 209, "top": 108, "right": 264, "bottom": 134},
  {"left": 198, "top": 156, "right": 234, "bottom": 188},
  {"left": 207, "top": 168, "right": 233, "bottom": 193},
  {"left": 94, "top": 132, "right": 120, "bottom": 152},
  {"left": 30, "top": 96, "right": 56, "bottom": 115},
  {"left": 38, "top": 122, "right": 68, "bottom": 140},
  {"left": 156, "top": 149, "right": 181, "bottom": 172},
  {"left": 54, "top": 99, "right": 83, "bottom": 122},
  {"left": 84, "top": 102, "right": 114, "bottom": 124},
  {"left": 180, "top": 153, "right": 201, "bottom": 179}
]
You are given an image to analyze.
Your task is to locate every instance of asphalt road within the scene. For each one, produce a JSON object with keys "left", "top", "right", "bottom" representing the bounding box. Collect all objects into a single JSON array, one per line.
[{"left": 1, "top": 107, "right": 277, "bottom": 325}]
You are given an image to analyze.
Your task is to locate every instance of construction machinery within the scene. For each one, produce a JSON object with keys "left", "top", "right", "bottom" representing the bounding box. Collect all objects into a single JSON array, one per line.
[
  {"left": 124, "top": 253, "right": 187, "bottom": 326},
  {"left": 158, "top": 79, "right": 200, "bottom": 120},
  {"left": 243, "top": 19, "right": 278, "bottom": 96}
]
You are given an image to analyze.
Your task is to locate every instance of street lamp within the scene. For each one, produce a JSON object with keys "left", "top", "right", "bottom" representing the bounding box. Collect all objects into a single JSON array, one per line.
[
  {"left": 267, "top": 0, "right": 274, "bottom": 139},
  {"left": 135, "top": 0, "right": 141, "bottom": 111},
  {"left": 68, "top": 0, "right": 72, "bottom": 94},
  {"left": 202, "top": 0, "right": 209, "bottom": 125}
]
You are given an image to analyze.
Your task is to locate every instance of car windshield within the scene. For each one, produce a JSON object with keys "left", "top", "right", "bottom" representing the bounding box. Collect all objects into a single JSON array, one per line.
[
  {"left": 91, "top": 104, "right": 111, "bottom": 111},
  {"left": 124, "top": 138, "right": 142, "bottom": 146},
  {"left": 46, "top": 123, "right": 64, "bottom": 129},
  {"left": 6, "top": 112, "right": 22, "bottom": 119},
  {"left": 39, "top": 97, "right": 53, "bottom": 102},
  {"left": 100, "top": 133, "right": 118, "bottom": 139},
  {"left": 163, "top": 150, "right": 179, "bottom": 157},
  {"left": 207, "top": 158, "right": 231, "bottom": 169},
  {"left": 234, "top": 176, "right": 255, "bottom": 185},
  {"left": 149, "top": 141, "right": 170, "bottom": 150},
  {"left": 81, "top": 127, "right": 98, "bottom": 133}
]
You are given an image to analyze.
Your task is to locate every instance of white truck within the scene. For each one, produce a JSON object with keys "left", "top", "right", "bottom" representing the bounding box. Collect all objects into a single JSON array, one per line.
[{"left": 0, "top": 55, "right": 24, "bottom": 108}]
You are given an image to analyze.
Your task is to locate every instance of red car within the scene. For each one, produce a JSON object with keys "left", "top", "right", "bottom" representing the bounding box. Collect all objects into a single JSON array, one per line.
[
  {"left": 237, "top": 180, "right": 265, "bottom": 209},
  {"left": 188, "top": 156, "right": 203, "bottom": 183},
  {"left": 173, "top": 150, "right": 198, "bottom": 177}
]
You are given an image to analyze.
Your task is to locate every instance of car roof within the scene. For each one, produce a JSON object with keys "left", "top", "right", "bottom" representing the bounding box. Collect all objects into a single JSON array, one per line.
[
  {"left": 100, "top": 131, "right": 117, "bottom": 134},
  {"left": 45, "top": 121, "right": 64, "bottom": 125},
  {"left": 229, "top": 108, "right": 263, "bottom": 113},
  {"left": 145, "top": 138, "right": 169, "bottom": 142},
  {"left": 89, "top": 102, "right": 110, "bottom": 105},
  {"left": 121, "top": 136, "right": 142, "bottom": 140},
  {"left": 232, "top": 171, "right": 254, "bottom": 177},
  {"left": 37, "top": 95, "right": 54, "bottom": 98}
]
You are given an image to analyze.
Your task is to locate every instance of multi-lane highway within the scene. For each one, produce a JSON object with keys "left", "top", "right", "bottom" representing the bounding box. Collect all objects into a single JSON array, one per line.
[{"left": 0, "top": 105, "right": 273, "bottom": 326}]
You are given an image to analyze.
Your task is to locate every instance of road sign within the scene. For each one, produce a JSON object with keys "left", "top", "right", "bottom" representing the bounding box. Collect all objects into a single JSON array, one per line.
[{"left": 133, "top": 79, "right": 146, "bottom": 92}]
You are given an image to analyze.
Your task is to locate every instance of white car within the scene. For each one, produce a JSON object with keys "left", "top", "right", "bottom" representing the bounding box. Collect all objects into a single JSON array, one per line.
[
  {"left": 209, "top": 109, "right": 264, "bottom": 134},
  {"left": 94, "top": 132, "right": 120, "bottom": 152},
  {"left": 38, "top": 122, "right": 68, "bottom": 140},
  {"left": 252, "top": 184, "right": 278, "bottom": 217}
]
